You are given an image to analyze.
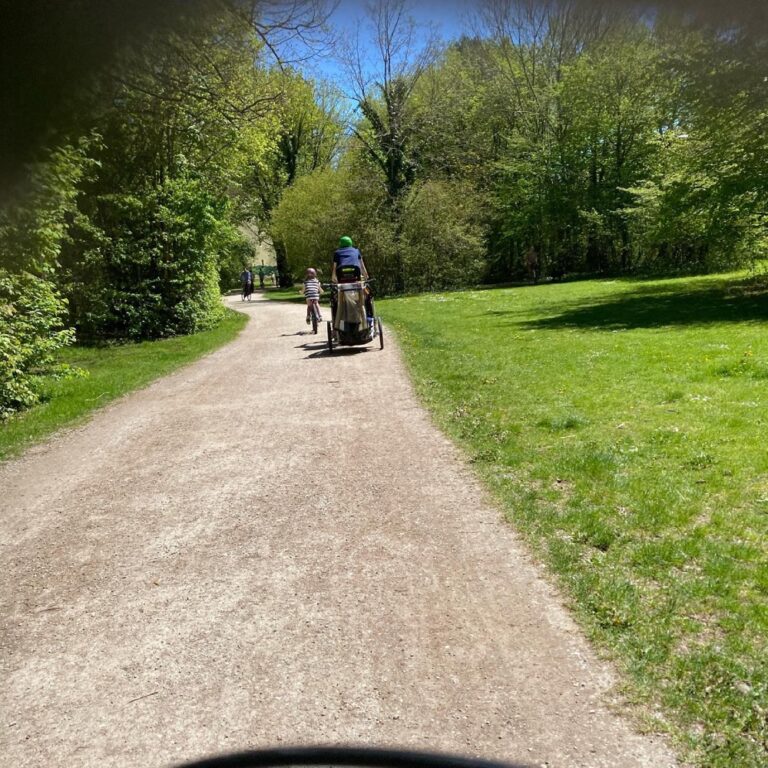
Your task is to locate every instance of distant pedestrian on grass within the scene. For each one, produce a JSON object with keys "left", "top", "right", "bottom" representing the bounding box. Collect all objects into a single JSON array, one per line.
[{"left": 525, "top": 246, "right": 539, "bottom": 283}]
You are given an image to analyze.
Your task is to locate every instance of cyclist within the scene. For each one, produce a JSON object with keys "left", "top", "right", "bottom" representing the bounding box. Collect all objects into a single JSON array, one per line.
[
  {"left": 301, "top": 267, "right": 323, "bottom": 325},
  {"left": 331, "top": 236, "right": 369, "bottom": 284},
  {"left": 330, "top": 236, "right": 373, "bottom": 331}
]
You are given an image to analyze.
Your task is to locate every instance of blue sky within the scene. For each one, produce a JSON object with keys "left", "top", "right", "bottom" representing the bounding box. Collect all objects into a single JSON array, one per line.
[
  {"left": 303, "top": 0, "right": 478, "bottom": 89},
  {"left": 330, "top": 0, "right": 475, "bottom": 39}
]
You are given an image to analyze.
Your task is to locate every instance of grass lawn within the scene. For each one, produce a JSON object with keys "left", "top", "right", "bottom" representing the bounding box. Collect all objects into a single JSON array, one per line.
[
  {"left": 261, "top": 286, "right": 306, "bottom": 302},
  {"left": 0, "top": 308, "right": 247, "bottom": 462},
  {"left": 380, "top": 272, "right": 768, "bottom": 768},
  {"left": 263, "top": 285, "right": 335, "bottom": 310}
]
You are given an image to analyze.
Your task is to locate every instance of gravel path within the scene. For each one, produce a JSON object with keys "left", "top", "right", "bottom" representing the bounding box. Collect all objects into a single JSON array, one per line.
[{"left": 1, "top": 294, "right": 679, "bottom": 768}]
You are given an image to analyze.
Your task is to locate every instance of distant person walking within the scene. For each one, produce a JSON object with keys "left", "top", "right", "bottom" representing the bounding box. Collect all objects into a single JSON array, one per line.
[
  {"left": 240, "top": 268, "right": 252, "bottom": 301},
  {"left": 258, "top": 267, "right": 265, "bottom": 289}
]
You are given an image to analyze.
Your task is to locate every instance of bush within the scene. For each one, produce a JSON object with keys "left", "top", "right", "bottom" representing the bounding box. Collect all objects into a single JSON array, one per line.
[
  {"left": 400, "top": 180, "right": 486, "bottom": 292},
  {"left": 0, "top": 271, "right": 76, "bottom": 419},
  {"left": 270, "top": 168, "right": 353, "bottom": 281},
  {"left": 0, "top": 141, "right": 90, "bottom": 418},
  {"left": 66, "top": 174, "right": 226, "bottom": 340},
  {"left": 270, "top": 171, "right": 487, "bottom": 295}
]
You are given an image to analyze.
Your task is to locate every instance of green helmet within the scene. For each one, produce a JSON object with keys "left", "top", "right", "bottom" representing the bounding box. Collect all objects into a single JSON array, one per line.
[{"left": 338, "top": 235, "right": 354, "bottom": 248}]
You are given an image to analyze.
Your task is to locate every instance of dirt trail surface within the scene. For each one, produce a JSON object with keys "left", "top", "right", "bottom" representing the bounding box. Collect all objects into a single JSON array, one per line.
[{"left": 1, "top": 294, "right": 678, "bottom": 768}]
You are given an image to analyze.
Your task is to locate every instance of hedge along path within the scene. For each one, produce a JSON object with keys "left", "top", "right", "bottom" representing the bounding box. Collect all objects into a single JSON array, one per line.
[{"left": 1, "top": 294, "right": 678, "bottom": 768}]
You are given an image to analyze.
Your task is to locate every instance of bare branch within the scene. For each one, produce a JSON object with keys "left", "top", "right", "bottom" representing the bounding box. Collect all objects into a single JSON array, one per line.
[
  {"left": 228, "top": 0, "right": 338, "bottom": 68},
  {"left": 340, "top": 0, "right": 439, "bottom": 103},
  {"left": 337, "top": 1, "right": 442, "bottom": 202}
]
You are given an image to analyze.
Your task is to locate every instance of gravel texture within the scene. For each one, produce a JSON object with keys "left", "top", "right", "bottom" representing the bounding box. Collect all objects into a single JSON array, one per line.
[{"left": 0, "top": 294, "right": 680, "bottom": 768}]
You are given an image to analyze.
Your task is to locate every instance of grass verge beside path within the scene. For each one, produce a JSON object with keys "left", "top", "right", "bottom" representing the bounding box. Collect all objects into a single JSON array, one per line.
[
  {"left": 0, "top": 308, "right": 247, "bottom": 462},
  {"left": 380, "top": 272, "right": 768, "bottom": 768},
  {"left": 261, "top": 286, "right": 305, "bottom": 302}
]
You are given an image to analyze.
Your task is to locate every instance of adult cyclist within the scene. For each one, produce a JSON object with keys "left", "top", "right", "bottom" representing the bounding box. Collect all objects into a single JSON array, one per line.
[
  {"left": 331, "top": 235, "right": 369, "bottom": 283},
  {"left": 330, "top": 235, "right": 372, "bottom": 330}
]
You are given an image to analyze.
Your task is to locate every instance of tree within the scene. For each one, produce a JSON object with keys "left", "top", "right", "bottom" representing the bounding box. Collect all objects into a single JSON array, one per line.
[
  {"left": 343, "top": 0, "right": 439, "bottom": 205},
  {"left": 400, "top": 180, "right": 486, "bottom": 291},
  {"left": 277, "top": 78, "right": 346, "bottom": 186},
  {"left": 0, "top": 0, "right": 341, "bottom": 414},
  {"left": 561, "top": 25, "right": 669, "bottom": 271},
  {"left": 0, "top": 142, "right": 92, "bottom": 416},
  {"left": 270, "top": 167, "right": 354, "bottom": 279},
  {"left": 472, "top": 1, "right": 605, "bottom": 277},
  {"left": 56, "top": 9, "right": 287, "bottom": 339},
  {"left": 409, "top": 38, "right": 508, "bottom": 184}
]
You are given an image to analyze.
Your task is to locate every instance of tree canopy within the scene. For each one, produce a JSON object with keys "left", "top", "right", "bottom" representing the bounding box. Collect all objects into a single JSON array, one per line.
[
  {"left": 3, "top": 0, "right": 767, "bottom": 417},
  {"left": 270, "top": 0, "right": 767, "bottom": 289}
]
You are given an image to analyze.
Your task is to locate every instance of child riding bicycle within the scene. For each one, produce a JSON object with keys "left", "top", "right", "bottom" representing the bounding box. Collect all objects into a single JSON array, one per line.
[{"left": 301, "top": 268, "right": 323, "bottom": 324}]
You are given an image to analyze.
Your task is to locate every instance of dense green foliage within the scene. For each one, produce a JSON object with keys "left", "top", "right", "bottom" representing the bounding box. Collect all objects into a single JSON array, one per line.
[
  {"left": 65, "top": 174, "right": 228, "bottom": 341},
  {"left": 1, "top": 3, "right": 341, "bottom": 417},
  {"left": 381, "top": 272, "right": 768, "bottom": 768},
  {"left": 400, "top": 180, "right": 486, "bottom": 292},
  {"left": 271, "top": 2, "right": 768, "bottom": 291},
  {"left": 57, "top": 12, "right": 289, "bottom": 341},
  {"left": 3, "top": 0, "right": 767, "bottom": 417},
  {"left": 0, "top": 142, "right": 92, "bottom": 417},
  {"left": 0, "top": 272, "right": 76, "bottom": 419}
]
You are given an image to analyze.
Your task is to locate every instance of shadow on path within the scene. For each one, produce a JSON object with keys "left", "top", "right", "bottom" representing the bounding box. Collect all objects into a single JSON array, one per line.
[{"left": 304, "top": 347, "right": 370, "bottom": 360}]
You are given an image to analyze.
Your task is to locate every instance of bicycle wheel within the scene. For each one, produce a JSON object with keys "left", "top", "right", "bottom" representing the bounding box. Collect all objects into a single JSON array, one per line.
[
  {"left": 377, "top": 317, "right": 384, "bottom": 349},
  {"left": 327, "top": 321, "right": 334, "bottom": 353},
  {"left": 311, "top": 310, "right": 318, "bottom": 334}
]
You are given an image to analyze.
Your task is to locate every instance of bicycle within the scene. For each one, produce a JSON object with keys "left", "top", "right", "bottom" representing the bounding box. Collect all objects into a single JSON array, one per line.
[{"left": 306, "top": 298, "right": 322, "bottom": 334}]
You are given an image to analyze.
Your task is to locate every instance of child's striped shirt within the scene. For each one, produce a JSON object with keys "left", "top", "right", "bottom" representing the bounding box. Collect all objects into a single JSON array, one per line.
[{"left": 303, "top": 278, "right": 321, "bottom": 300}]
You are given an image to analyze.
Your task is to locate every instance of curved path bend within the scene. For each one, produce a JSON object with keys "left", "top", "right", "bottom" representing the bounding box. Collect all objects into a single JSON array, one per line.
[{"left": 1, "top": 294, "right": 679, "bottom": 768}]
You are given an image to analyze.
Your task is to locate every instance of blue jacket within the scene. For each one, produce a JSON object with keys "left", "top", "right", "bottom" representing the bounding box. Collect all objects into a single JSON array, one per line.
[{"left": 333, "top": 246, "right": 363, "bottom": 268}]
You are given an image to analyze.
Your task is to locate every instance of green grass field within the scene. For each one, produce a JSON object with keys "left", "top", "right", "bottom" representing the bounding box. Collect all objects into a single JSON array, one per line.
[
  {"left": 260, "top": 286, "right": 306, "bottom": 302},
  {"left": 380, "top": 272, "right": 768, "bottom": 768},
  {"left": 0, "top": 308, "right": 248, "bottom": 462}
]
